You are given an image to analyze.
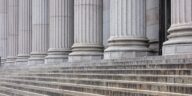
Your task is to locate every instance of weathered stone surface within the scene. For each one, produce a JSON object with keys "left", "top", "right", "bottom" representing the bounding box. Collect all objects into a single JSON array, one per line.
[
  {"left": 163, "top": 0, "right": 192, "bottom": 55},
  {"left": 69, "top": 0, "right": 104, "bottom": 62},
  {"left": 0, "top": 56, "right": 192, "bottom": 96},
  {"left": 28, "top": 0, "right": 49, "bottom": 65},
  {"left": 104, "top": 0, "right": 150, "bottom": 59},
  {"left": 0, "top": 0, "right": 8, "bottom": 65},
  {"left": 6, "top": 0, "right": 19, "bottom": 65},
  {"left": 45, "top": 0, "right": 74, "bottom": 64},
  {"left": 16, "top": 0, "right": 32, "bottom": 65}
]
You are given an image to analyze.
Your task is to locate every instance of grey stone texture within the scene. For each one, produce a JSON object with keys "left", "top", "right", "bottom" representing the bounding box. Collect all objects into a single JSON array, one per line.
[
  {"left": 45, "top": 0, "right": 74, "bottom": 64},
  {"left": 16, "top": 0, "right": 32, "bottom": 65},
  {"left": 163, "top": 0, "right": 192, "bottom": 55},
  {"left": 69, "top": 0, "right": 104, "bottom": 62},
  {"left": 6, "top": 0, "right": 19, "bottom": 65},
  {"left": 0, "top": 0, "right": 191, "bottom": 95},
  {"left": 0, "top": 0, "right": 8, "bottom": 64},
  {"left": 146, "top": 0, "right": 159, "bottom": 55},
  {"left": 28, "top": 0, "right": 49, "bottom": 65},
  {"left": 104, "top": 0, "right": 150, "bottom": 59},
  {"left": 0, "top": 55, "right": 192, "bottom": 96}
]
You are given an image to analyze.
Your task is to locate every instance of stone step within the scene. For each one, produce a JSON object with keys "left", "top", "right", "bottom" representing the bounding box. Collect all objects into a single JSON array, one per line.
[
  {"left": 0, "top": 86, "right": 48, "bottom": 96},
  {"left": 48, "top": 69, "right": 192, "bottom": 75},
  {"left": 0, "top": 81, "right": 105, "bottom": 96},
  {"left": 1, "top": 77, "right": 192, "bottom": 95},
  {"left": 0, "top": 62, "right": 191, "bottom": 76},
  {"left": 0, "top": 87, "right": 23, "bottom": 96},
  {"left": 12, "top": 76, "right": 192, "bottom": 94},
  {"left": 41, "top": 63, "right": 192, "bottom": 70},
  {"left": 0, "top": 93, "right": 10, "bottom": 96},
  {"left": 16, "top": 73, "right": 192, "bottom": 83},
  {"left": 0, "top": 91, "right": 11, "bottom": 96},
  {"left": 0, "top": 80, "right": 191, "bottom": 96},
  {"left": 2, "top": 68, "right": 192, "bottom": 77},
  {"left": 1, "top": 59, "right": 192, "bottom": 74}
]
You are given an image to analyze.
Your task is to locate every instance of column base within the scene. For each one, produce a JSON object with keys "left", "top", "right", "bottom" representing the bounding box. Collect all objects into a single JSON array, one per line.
[
  {"left": 69, "top": 54, "right": 103, "bottom": 62},
  {"left": 104, "top": 37, "right": 151, "bottom": 60},
  {"left": 1, "top": 58, "right": 6, "bottom": 65},
  {"left": 28, "top": 53, "right": 46, "bottom": 65},
  {"left": 5, "top": 56, "right": 17, "bottom": 65},
  {"left": 16, "top": 55, "right": 30, "bottom": 65},
  {"left": 163, "top": 24, "right": 192, "bottom": 55},
  {"left": 45, "top": 50, "right": 71, "bottom": 64},
  {"left": 104, "top": 50, "right": 151, "bottom": 60},
  {"left": 68, "top": 44, "right": 103, "bottom": 62},
  {"left": 163, "top": 43, "right": 192, "bottom": 55}
]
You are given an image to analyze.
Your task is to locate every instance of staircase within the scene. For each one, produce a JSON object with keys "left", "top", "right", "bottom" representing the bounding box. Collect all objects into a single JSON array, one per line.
[{"left": 0, "top": 55, "right": 192, "bottom": 96}]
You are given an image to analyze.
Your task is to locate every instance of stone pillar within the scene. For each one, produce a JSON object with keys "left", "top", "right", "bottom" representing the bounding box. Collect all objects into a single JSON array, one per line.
[
  {"left": 146, "top": 0, "right": 159, "bottom": 55},
  {"left": 163, "top": 0, "right": 192, "bottom": 55},
  {"left": 0, "top": 0, "right": 8, "bottom": 64},
  {"left": 69, "top": 0, "right": 103, "bottom": 62},
  {"left": 16, "top": 0, "right": 32, "bottom": 64},
  {"left": 45, "top": 0, "right": 74, "bottom": 64},
  {"left": 6, "top": 0, "right": 19, "bottom": 64},
  {"left": 29, "top": 0, "right": 49, "bottom": 65},
  {"left": 104, "top": 0, "right": 150, "bottom": 59},
  {"left": 103, "top": 0, "right": 110, "bottom": 48}
]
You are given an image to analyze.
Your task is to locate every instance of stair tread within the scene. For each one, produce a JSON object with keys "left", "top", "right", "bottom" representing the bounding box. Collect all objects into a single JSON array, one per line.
[
  {"left": 0, "top": 79, "right": 191, "bottom": 96},
  {"left": 17, "top": 73, "right": 192, "bottom": 78},
  {"left": 0, "top": 82, "right": 105, "bottom": 96},
  {"left": 0, "top": 86, "right": 48, "bottom": 96},
  {"left": 1, "top": 77, "right": 192, "bottom": 88},
  {"left": 0, "top": 92, "right": 10, "bottom": 96}
]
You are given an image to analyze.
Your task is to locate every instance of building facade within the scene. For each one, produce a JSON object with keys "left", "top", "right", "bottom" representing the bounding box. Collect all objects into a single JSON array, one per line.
[{"left": 0, "top": 0, "right": 191, "bottom": 65}]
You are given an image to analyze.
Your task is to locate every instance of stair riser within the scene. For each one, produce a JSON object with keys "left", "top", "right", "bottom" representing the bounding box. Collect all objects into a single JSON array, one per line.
[
  {"left": 1, "top": 84, "right": 65, "bottom": 96},
  {"left": 58, "top": 64, "right": 192, "bottom": 70},
  {"left": 14, "top": 75, "right": 192, "bottom": 85},
  {"left": 1, "top": 79, "right": 192, "bottom": 94},
  {"left": 51, "top": 70, "right": 192, "bottom": 75},
  {"left": 0, "top": 90, "right": 22, "bottom": 96},
  {"left": 1, "top": 83, "right": 154, "bottom": 96}
]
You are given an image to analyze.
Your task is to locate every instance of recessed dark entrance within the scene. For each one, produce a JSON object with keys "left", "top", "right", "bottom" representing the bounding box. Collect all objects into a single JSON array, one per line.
[{"left": 159, "top": 0, "right": 171, "bottom": 55}]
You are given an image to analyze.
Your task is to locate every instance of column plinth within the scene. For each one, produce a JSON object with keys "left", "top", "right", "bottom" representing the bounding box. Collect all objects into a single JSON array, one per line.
[
  {"left": 163, "top": 0, "right": 192, "bottom": 55},
  {"left": 104, "top": 0, "right": 150, "bottom": 59},
  {"left": 16, "top": 0, "right": 32, "bottom": 65},
  {"left": 28, "top": 0, "right": 49, "bottom": 65},
  {"left": 69, "top": 0, "right": 103, "bottom": 62},
  {"left": 45, "top": 0, "right": 74, "bottom": 64}
]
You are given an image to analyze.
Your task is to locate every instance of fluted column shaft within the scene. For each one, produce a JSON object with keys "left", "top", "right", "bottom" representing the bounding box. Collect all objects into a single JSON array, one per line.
[
  {"left": 69, "top": 0, "right": 103, "bottom": 62},
  {"left": 0, "top": 0, "right": 8, "bottom": 64},
  {"left": 103, "top": 0, "right": 110, "bottom": 48},
  {"left": 45, "top": 0, "right": 74, "bottom": 64},
  {"left": 6, "top": 0, "right": 19, "bottom": 64},
  {"left": 29, "top": 0, "right": 49, "bottom": 64},
  {"left": 104, "top": 0, "right": 150, "bottom": 59},
  {"left": 163, "top": 0, "right": 192, "bottom": 55},
  {"left": 17, "top": 0, "right": 32, "bottom": 64}
]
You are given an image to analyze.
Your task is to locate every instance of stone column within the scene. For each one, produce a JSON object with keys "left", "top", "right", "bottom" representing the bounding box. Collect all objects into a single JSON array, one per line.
[
  {"left": 103, "top": 0, "right": 110, "bottom": 48},
  {"left": 16, "top": 0, "right": 32, "bottom": 64},
  {"left": 104, "top": 0, "right": 150, "bottom": 59},
  {"left": 0, "top": 0, "right": 8, "bottom": 64},
  {"left": 6, "top": 0, "right": 19, "bottom": 64},
  {"left": 146, "top": 0, "right": 159, "bottom": 55},
  {"left": 69, "top": 0, "right": 103, "bottom": 62},
  {"left": 45, "top": 0, "right": 74, "bottom": 64},
  {"left": 163, "top": 0, "right": 192, "bottom": 55},
  {"left": 28, "top": 0, "right": 49, "bottom": 65}
]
